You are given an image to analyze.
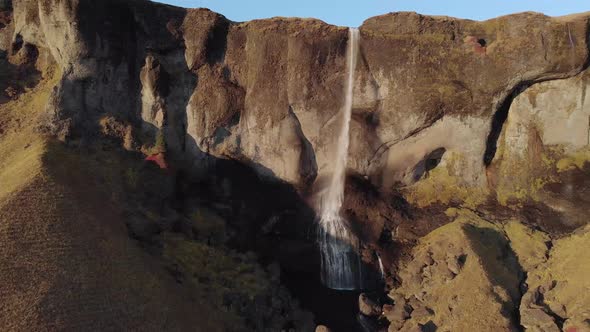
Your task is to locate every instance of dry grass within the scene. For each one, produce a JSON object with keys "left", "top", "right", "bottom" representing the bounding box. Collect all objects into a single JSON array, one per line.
[
  {"left": 0, "top": 65, "right": 59, "bottom": 205},
  {"left": 0, "top": 67, "right": 233, "bottom": 330},
  {"left": 524, "top": 224, "right": 590, "bottom": 329},
  {"left": 392, "top": 209, "right": 523, "bottom": 331}
]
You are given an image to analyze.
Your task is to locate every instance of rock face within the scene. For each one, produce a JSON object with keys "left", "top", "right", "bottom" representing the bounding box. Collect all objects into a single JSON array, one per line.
[
  {"left": 0, "top": 0, "right": 10, "bottom": 10},
  {"left": 490, "top": 69, "right": 590, "bottom": 230},
  {"left": 8, "top": 0, "right": 590, "bottom": 191}
]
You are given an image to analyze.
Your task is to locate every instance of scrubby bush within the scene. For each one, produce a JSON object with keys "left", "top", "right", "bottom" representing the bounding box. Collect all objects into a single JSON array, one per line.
[
  {"left": 163, "top": 234, "right": 269, "bottom": 305},
  {"left": 162, "top": 234, "right": 313, "bottom": 331},
  {"left": 190, "top": 208, "right": 228, "bottom": 245}
]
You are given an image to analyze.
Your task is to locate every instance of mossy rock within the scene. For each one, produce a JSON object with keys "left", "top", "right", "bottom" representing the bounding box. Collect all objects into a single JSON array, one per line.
[
  {"left": 189, "top": 208, "right": 228, "bottom": 245},
  {"left": 162, "top": 234, "right": 270, "bottom": 306}
]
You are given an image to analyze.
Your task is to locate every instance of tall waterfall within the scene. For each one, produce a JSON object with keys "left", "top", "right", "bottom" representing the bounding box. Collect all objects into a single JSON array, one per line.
[
  {"left": 317, "top": 28, "right": 361, "bottom": 290},
  {"left": 377, "top": 254, "right": 385, "bottom": 280}
]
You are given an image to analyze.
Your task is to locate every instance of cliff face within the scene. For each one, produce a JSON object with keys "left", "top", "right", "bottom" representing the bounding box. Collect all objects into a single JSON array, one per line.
[
  {"left": 2, "top": 0, "right": 590, "bottom": 331},
  {"left": 8, "top": 0, "right": 590, "bottom": 192}
]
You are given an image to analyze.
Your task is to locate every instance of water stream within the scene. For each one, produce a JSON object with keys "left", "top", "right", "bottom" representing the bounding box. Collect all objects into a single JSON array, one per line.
[
  {"left": 377, "top": 254, "right": 385, "bottom": 280},
  {"left": 317, "top": 28, "right": 362, "bottom": 290}
]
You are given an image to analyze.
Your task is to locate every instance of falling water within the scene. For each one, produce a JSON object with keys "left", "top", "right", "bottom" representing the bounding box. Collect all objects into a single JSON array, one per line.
[
  {"left": 317, "top": 28, "right": 361, "bottom": 290},
  {"left": 377, "top": 254, "right": 385, "bottom": 280}
]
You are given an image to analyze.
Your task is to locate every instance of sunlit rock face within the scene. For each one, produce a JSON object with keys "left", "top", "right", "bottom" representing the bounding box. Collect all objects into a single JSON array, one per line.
[
  {"left": 10, "top": 0, "right": 590, "bottom": 194},
  {"left": 489, "top": 71, "right": 590, "bottom": 225},
  {"left": 352, "top": 13, "right": 589, "bottom": 186}
]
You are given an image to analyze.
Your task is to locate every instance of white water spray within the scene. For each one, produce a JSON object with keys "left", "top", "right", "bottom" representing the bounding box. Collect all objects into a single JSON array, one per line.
[
  {"left": 317, "top": 28, "right": 361, "bottom": 290},
  {"left": 377, "top": 254, "right": 385, "bottom": 280}
]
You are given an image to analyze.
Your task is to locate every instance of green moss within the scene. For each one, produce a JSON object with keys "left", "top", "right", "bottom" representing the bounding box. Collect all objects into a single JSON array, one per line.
[
  {"left": 495, "top": 170, "right": 552, "bottom": 206},
  {"left": 480, "top": 17, "right": 509, "bottom": 36},
  {"left": 142, "top": 129, "right": 167, "bottom": 156},
  {"left": 503, "top": 220, "right": 550, "bottom": 271},
  {"left": 191, "top": 208, "right": 228, "bottom": 245},
  {"left": 403, "top": 152, "right": 488, "bottom": 208},
  {"left": 162, "top": 234, "right": 272, "bottom": 310},
  {"left": 541, "top": 151, "right": 556, "bottom": 168},
  {"left": 492, "top": 124, "right": 559, "bottom": 206},
  {"left": 556, "top": 147, "right": 590, "bottom": 172},
  {"left": 154, "top": 129, "right": 166, "bottom": 153},
  {"left": 0, "top": 66, "right": 61, "bottom": 204}
]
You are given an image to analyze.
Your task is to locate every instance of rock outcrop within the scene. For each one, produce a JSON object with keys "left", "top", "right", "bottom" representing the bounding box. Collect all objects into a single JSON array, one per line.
[
  {"left": 520, "top": 224, "right": 590, "bottom": 332},
  {"left": 384, "top": 209, "right": 590, "bottom": 332},
  {"left": 384, "top": 209, "right": 524, "bottom": 331},
  {"left": 359, "top": 293, "right": 383, "bottom": 317}
]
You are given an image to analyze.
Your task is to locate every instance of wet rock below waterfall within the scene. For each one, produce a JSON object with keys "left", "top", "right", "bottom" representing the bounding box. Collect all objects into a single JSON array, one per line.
[{"left": 359, "top": 293, "right": 382, "bottom": 317}]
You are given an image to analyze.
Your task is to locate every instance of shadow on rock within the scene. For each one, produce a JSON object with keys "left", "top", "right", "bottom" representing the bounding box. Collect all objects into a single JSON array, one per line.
[{"left": 462, "top": 224, "right": 524, "bottom": 325}]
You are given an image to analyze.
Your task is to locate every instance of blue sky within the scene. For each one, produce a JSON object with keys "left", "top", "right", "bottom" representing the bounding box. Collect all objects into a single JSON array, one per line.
[{"left": 157, "top": 0, "right": 590, "bottom": 27}]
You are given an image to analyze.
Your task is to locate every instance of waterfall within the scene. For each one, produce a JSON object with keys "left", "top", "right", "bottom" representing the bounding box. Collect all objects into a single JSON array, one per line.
[
  {"left": 377, "top": 254, "right": 385, "bottom": 280},
  {"left": 317, "top": 28, "right": 361, "bottom": 290}
]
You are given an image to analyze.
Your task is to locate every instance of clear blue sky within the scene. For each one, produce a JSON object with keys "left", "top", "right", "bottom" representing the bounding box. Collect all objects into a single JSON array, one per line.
[{"left": 156, "top": 0, "right": 590, "bottom": 27}]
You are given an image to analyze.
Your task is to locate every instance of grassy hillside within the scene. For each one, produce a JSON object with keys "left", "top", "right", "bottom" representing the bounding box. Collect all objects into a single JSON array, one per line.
[
  {"left": 0, "top": 68, "right": 234, "bottom": 331},
  {"left": 0, "top": 62, "right": 312, "bottom": 331}
]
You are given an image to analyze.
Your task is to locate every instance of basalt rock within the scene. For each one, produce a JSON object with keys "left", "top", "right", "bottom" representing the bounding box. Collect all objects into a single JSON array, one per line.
[
  {"left": 359, "top": 293, "right": 382, "bottom": 317},
  {"left": 8, "top": 0, "right": 590, "bottom": 193}
]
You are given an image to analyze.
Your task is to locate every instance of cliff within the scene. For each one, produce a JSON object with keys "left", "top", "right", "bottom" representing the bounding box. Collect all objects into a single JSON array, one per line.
[
  {"left": 1, "top": 0, "right": 589, "bottom": 331},
  {"left": 8, "top": 0, "right": 590, "bottom": 191}
]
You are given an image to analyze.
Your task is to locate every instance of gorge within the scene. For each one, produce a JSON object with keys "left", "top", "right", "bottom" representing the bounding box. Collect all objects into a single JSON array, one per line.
[{"left": 0, "top": 0, "right": 589, "bottom": 331}]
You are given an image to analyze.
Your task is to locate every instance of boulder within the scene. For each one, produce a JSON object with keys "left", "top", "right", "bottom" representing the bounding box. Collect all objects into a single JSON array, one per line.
[
  {"left": 383, "top": 294, "right": 412, "bottom": 330},
  {"left": 359, "top": 293, "right": 382, "bottom": 317}
]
